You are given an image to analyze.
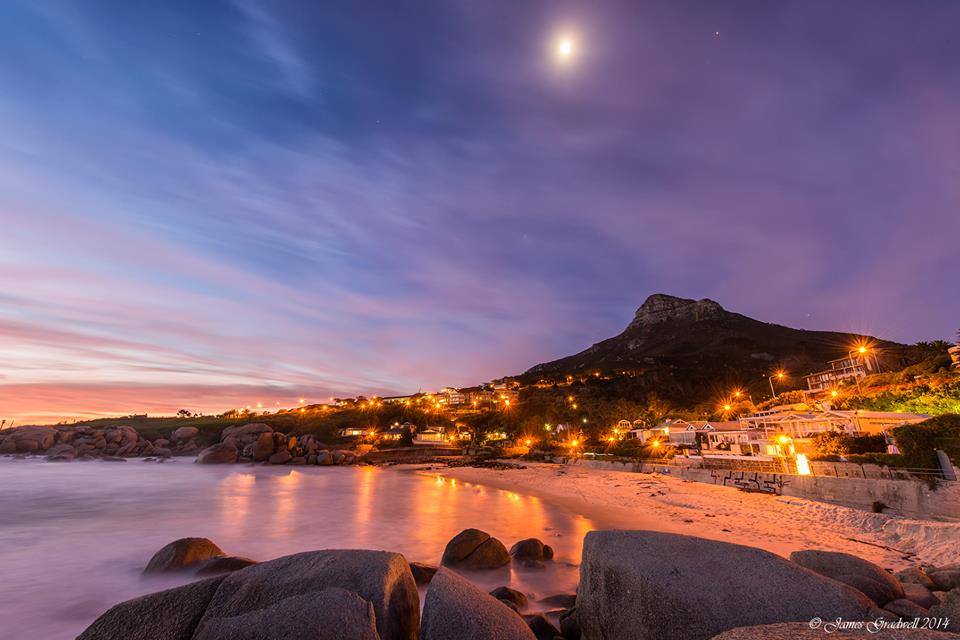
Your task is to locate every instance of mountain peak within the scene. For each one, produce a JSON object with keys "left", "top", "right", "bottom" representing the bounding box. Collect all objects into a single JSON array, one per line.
[{"left": 628, "top": 294, "right": 725, "bottom": 329}]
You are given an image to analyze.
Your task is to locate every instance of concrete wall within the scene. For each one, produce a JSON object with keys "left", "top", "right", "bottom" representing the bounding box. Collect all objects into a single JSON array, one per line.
[{"left": 559, "top": 457, "right": 959, "bottom": 520}]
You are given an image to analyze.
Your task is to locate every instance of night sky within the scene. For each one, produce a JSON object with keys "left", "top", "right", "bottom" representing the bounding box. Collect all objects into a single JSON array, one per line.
[{"left": 2, "top": 1, "right": 958, "bottom": 423}]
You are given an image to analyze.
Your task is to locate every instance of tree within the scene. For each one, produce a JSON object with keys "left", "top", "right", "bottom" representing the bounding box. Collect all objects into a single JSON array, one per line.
[{"left": 176, "top": 409, "right": 192, "bottom": 418}]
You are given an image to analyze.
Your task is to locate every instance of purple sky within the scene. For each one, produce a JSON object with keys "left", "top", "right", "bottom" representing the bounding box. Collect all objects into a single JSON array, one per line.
[{"left": 1, "top": 1, "right": 958, "bottom": 423}]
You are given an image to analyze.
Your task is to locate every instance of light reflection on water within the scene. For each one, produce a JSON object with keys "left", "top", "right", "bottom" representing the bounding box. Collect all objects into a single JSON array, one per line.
[{"left": 0, "top": 459, "right": 594, "bottom": 640}]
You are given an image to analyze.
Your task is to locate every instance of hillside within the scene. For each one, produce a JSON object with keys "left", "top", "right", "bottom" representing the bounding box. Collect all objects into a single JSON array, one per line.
[{"left": 523, "top": 294, "right": 915, "bottom": 392}]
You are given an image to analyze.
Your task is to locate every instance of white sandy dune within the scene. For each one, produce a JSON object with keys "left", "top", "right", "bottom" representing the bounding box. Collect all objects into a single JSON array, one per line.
[{"left": 431, "top": 463, "right": 960, "bottom": 571}]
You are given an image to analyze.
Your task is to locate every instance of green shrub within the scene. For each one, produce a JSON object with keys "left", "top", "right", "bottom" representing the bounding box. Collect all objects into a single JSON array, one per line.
[{"left": 892, "top": 414, "right": 960, "bottom": 467}]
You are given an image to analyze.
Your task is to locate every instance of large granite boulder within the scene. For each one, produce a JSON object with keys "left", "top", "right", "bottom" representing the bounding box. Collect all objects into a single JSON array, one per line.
[
  {"left": 419, "top": 568, "right": 536, "bottom": 640},
  {"left": 577, "top": 531, "right": 876, "bottom": 640},
  {"left": 197, "top": 442, "right": 238, "bottom": 464},
  {"left": 172, "top": 426, "right": 199, "bottom": 442},
  {"left": 144, "top": 537, "right": 225, "bottom": 573},
  {"left": 196, "top": 549, "right": 418, "bottom": 640},
  {"left": 78, "top": 576, "right": 225, "bottom": 640},
  {"left": 268, "top": 450, "right": 292, "bottom": 465},
  {"left": 490, "top": 585, "right": 528, "bottom": 611},
  {"left": 897, "top": 567, "right": 937, "bottom": 590},
  {"left": 440, "top": 529, "right": 510, "bottom": 570},
  {"left": 790, "top": 550, "right": 903, "bottom": 605},
  {"left": 193, "top": 588, "right": 380, "bottom": 640},
  {"left": 709, "top": 622, "right": 960, "bottom": 639}
]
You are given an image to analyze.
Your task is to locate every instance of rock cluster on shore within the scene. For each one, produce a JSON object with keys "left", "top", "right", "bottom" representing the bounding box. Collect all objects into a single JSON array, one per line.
[
  {"left": 196, "top": 423, "right": 361, "bottom": 466},
  {"left": 0, "top": 422, "right": 365, "bottom": 466},
  {"left": 0, "top": 424, "right": 191, "bottom": 460},
  {"left": 78, "top": 529, "right": 960, "bottom": 640}
]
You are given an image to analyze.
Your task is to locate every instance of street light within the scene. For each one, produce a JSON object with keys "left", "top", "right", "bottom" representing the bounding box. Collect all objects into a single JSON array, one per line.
[{"left": 768, "top": 370, "right": 786, "bottom": 399}]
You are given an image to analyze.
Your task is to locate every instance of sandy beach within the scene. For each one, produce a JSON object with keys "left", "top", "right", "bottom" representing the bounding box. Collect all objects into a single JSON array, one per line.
[{"left": 427, "top": 462, "right": 960, "bottom": 571}]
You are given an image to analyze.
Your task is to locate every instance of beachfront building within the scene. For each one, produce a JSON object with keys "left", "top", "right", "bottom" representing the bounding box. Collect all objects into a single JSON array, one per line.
[
  {"left": 338, "top": 426, "right": 367, "bottom": 438},
  {"left": 412, "top": 428, "right": 446, "bottom": 445},
  {"left": 950, "top": 343, "right": 960, "bottom": 369},
  {"left": 803, "top": 355, "right": 879, "bottom": 392},
  {"left": 439, "top": 387, "right": 466, "bottom": 406},
  {"left": 738, "top": 409, "right": 929, "bottom": 439}
]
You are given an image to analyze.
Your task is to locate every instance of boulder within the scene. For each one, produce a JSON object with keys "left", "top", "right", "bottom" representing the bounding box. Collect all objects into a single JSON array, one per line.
[
  {"left": 144, "top": 537, "right": 225, "bottom": 573},
  {"left": 902, "top": 582, "right": 940, "bottom": 609},
  {"left": 490, "top": 586, "right": 528, "bottom": 611},
  {"left": 196, "top": 549, "right": 418, "bottom": 640},
  {"left": 251, "top": 431, "right": 275, "bottom": 461},
  {"left": 195, "top": 556, "right": 259, "bottom": 576},
  {"left": 193, "top": 588, "right": 380, "bottom": 640},
  {"left": 523, "top": 614, "right": 560, "bottom": 640},
  {"left": 318, "top": 450, "right": 334, "bottom": 465},
  {"left": 578, "top": 531, "right": 876, "bottom": 640},
  {"left": 268, "top": 450, "right": 292, "bottom": 465},
  {"left": 884, "top": 598, "right": 929, "bottom": 618},
  {"left": 929, "top": 589, "right": 960, "bottom": 632},
  {"left": 510, "top": 538, "right": 554, "bottom": 563},
  {"left": 45, "top": 443, "right": 77, "bottom": 461},
  {"left": 78, "top": 576, "right": 225, "bottom": 640},
  {"left": 930, "top": 570, "right": 960, "bottom": 592},
  {"left": 153, "top": 447, "right": 172, "bottom": 458},
  {"left": 898, "top": 567, "right": 938, "bottom": 590},
  {"left": 12, "top": 426, "right": 58, "bottom": 451},
  {"left": 419, "top": 568, "right": 536, "bottom": 640},
  {"left": 0, "top": 437, "right": 16, "bottom": 453},
  {"left": 441, "top": 529, "right": 510, "bottom": 570},
  {"left": 197, "top": 442, "right": 238, "bottom": 464},
  {"left": 222, "top": 423, "right": 273, "bottom": 444},
  {"left": 409, "top": 562, "right": 438, "bottom": 586},
  {"left": 172, "top": 426, "right": 199, "bottom": 442},
  {"left": 790, "top": 550, "right": 903, "bottom": 605},
  {"left": 709, "top": 622, "right": 960, "bottom": 639},
  {"left": 154, "top": 438, "right": 171, "bottom": 447}
]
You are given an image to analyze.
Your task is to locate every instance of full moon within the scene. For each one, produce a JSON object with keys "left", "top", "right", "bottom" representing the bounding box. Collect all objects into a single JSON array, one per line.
[{"left": 558, "top": 39, "right": 573, "bottom": 58}]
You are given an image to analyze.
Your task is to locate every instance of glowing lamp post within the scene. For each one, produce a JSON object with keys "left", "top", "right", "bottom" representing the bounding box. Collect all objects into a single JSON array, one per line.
[{"left": 768, "top": 370, "right": 786, "bottom": 399}]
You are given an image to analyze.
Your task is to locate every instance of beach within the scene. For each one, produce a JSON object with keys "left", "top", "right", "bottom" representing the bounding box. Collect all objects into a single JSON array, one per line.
[{"left": 428, "top": 462, "right": 960, "bottom": 570}]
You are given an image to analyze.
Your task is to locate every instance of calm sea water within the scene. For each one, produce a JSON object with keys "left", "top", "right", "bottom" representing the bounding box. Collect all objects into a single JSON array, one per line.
[{"left": 0, "top": 458, "right": 595, "bottom": 640}]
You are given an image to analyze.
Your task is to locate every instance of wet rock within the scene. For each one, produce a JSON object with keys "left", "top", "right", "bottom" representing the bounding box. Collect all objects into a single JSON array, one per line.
[
  {"left": 409, "top": 562, "right": 438, "bottom": 586},
  {"left": 790, "top": 550, "right": 903, "bottom": 606},
  {"left": 195, "top": 555, "right": 259, "bottom": 576},
  {"left": 420, "top": 568, "right": 535, "bottom": 640},
  {"left": 153, "top": 446, "right": 172, "bottom": 458},
  {"left": 10, "top": 426, "right": 58, "bottom": 452},
  {"left": 100, "top": 454, "right": 127, "bottom": 462},
  {"left": 291, "top": 456, "right": 306, "bottom": 465},
  {"left": 510, "top": 538, "right": 554, "bottom": 563},
  {"left": 523, "top": 614, "right": 559, "bottom": 640},
  {"left": 268, "top": 450, "right": 292, "bottom": 465},
  {"left": 441, "top": 529, "right": 510, "bottom": 570},
  {"left": 194, "top": 587, "right": 380, "bottom": 640},
  {"left": 902, "top": 582, "right": 940, "bottom": 609},
  {"left": 318, "top": 450, "right": 334, "bottom": 465},
  {"left": 578, "top": 531, "right": 875, "bottom": 640},
  {"left": 197, "top": 549, "right": 418, "bottom": 640},
  {"left": 197, "top": 442, "right": 238, "bottom": 464},
  {"left": 490, "top": 586, "right": 528, "bottom": 611},
  {"left": 78, "top": 576, "right": 225, "bottom": 640},
  {"left": 144, "top": 537, "right": 225, "bottom": 573},
  {"left": 154, "top": 438, "right": 171, "bottom": 448}
]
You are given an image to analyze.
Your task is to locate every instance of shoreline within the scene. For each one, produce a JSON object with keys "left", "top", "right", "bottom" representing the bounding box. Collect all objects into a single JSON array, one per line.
[{"left": 422, "top": 461, "right": 960, "bottom": 570}]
